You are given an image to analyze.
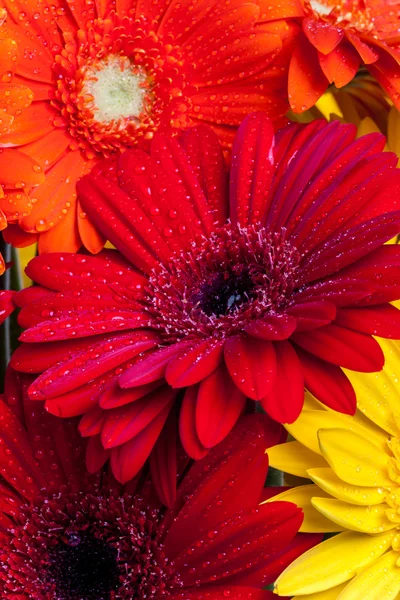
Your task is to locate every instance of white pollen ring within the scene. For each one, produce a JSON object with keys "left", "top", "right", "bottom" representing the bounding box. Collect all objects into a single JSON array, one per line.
[{"left": 83, "top": 55, "right": 147, "bottom": 124}]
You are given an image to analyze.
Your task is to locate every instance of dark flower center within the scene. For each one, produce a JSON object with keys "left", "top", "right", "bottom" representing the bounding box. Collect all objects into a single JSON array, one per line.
[
  {"left": 147, "top": 223, "right": 300, "bottom": 342},
  {"left": 0, "top": 486, "right": 178, "bottom": 599},
  {"left": 194, "top": 268, "right": 257, "bottom": 317},
  {"left": 47, "top": 532, "right": 120, "bottom": 599}
]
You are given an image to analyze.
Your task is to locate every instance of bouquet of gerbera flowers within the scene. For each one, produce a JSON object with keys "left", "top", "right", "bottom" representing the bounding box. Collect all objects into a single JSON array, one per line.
[{"left": 1, "top": 0, "right": 400, "bottom": 597}]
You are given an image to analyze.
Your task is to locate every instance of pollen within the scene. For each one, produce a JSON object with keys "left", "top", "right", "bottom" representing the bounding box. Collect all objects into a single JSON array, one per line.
[{"left": 82, "top": 56, "right": 148, "bottom": 125}]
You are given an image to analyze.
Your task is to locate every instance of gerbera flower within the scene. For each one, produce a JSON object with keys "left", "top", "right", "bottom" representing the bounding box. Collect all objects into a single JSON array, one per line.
[
  {"left": 268, "top": 338, "right": 400, "bottom": 600},
  {"left": 278, "top": 0, "right": 400, "bottom": 112},
  {"left": 0, "top": 0, "right": 292, "bottom": 255},
  {"left": 0, "top": 381, "right": 321, "bottom": 600},
  {"left": 10, "top": 113, "right": 400, "bottom": 487}
]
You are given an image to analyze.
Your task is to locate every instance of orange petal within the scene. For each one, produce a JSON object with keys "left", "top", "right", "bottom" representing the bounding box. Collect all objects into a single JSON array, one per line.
[
  {"left": 0, "top": 190, "right": 32, "bottom": 221},
  {"left": 2, "top": 223, "right": 38, "bottom": 247},
  {"left": 0, "top": 208, "right": 7, "bottom": 230},
  {"left": 12, "top": 76, "right": 52, "bottom": 101},
  {"left": 258, "top": 0, "right": 304, "bottom": 20},
  {"left": 288, "top": 34, "right": 329, "bottom": 112},
  {"left": 303, "top": 18, "right": 344, "bottom": 54},
  {"left": 318, "top": 42, "right": 360, "bottom": 87},
  {"left": 77, "top": 199, "right": 106, "bottom": 253},
  {"left": 346, "top": 31, "right": 379, "bottom": 64},
  {"left": 0, "top": 83, "right": 33, "bottom": 117},
  {"left": 0, "top": 252, "right": 5, "bottom": 275},
  {"left": 20, "top": 128, "right": 71, "bottom": 170},
  {"left": 38, "top": 198, "right": 81, "bottom": 253},
  {"left": 20, "top": 150, "right": 87, "bottom": 234},
  {"left": 0, "top": 38, "right": 18, "bottom": 80},
  {"left": 0, "top": 101, "right": 56, "bottom": 145},
  {"left": 0, "top": 149, "right": 45, "bottom": 188},
  {"left": 0, "top": 21, "right": 53, "bottom": 83}
]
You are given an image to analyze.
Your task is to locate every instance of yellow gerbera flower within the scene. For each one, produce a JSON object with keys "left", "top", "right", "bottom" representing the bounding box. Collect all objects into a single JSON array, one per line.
[{"left": 268, "top": 338, "right": 400, "bottom": 600}]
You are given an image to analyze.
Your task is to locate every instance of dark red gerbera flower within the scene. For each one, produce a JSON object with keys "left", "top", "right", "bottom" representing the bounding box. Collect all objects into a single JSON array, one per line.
[
  {"left": 0, "top": 378, "right": 320, "bottom": 599},
  {"left": 11, "top": 113, "right": 400, "bottom": 486}
]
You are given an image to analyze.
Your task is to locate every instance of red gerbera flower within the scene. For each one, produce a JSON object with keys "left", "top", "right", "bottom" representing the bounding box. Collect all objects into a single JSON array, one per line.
[
  {"left": 277, "top": 0, "right": 400, "bottom": 112},
  {"left": 0, "top": 0, "right": 293, "bottom": 254},
  {"left": 11, "top": 113, "right": 400, "bottom": 486},
  {"left": 0, "top": 380, "right": 320, "bottom": 599}
]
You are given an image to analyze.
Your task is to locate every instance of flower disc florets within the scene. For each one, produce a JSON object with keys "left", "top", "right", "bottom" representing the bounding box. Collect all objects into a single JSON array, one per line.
[
  {"left": 147, "top": 223, "right": 300, "bottom": 343},
  {"left": 1, "top": 485, "right": 178, "bottom": 599}
]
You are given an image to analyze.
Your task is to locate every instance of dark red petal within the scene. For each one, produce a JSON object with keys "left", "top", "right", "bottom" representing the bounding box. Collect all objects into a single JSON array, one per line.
[
  {"left": 100, "top": 386, "right": 177, "bottom": 449},
  {"left": 196, "top": 364, "right": 246, "bottom": 448},
  {"left": 299, "top": 212, "right": 400, "bottom": 284},
  {"left": 119, "top": 341, "right": 192, "bottom": 388},
  {"left": 85, "top": 435, "right": 109, "bottom": 474},
  {"left": 20, "top": 310, "right": 147, "bottom": 342},
  {"left": 178, "top": 125, "right": 228, "bottom": 225},
  {"left": 296, "top": 346, "right": 356, "bottom": 414},
  {"left": 77, "top": 173, "right": 167, "bottom": 273},
  {"left": 174, "top": 502, "right": 303, "bottom": 586},
  {"left": 165, "top": 338, "right": 224, "bottom": 388},
  {"left": 79, "top": 406, "right": 105, "bottom": 437},
  {"left": 293, "top": 324, "right": 384, "bottom": 372},
  {"left": 224, "top": 335, "right": 276, "bottom": 399},
  {"left": 287, "top": 301, "right": 336, "bottom": 332},
  {"left": 244, "top": 313, "right": 296, "bottom": 340},
  {"left": 149, "top": 408, "right": 178, "bottom": 509},
  {"left": 260, "top": 341, "right": 304, "bottom": 424},
  {"left": 110, "top": 403, "right": 171, "bottom": 483},
  {"left": 28, "top": 332, "right": 159, "bottom": 400},
  {"left": 11, "top": 338, "right": 102, "bottom": 373},
  {"left": 179, "top": 386, "right": 208, "bottom": 460},
  {"left": 335, "top": 304, "right": 400, "bottom": 338},
  {"left": 99, "top": 379, "right": 163, "bottom": 409},
  {"left": 229, "top": 112, "right": 274, "bottom": 226},
  {"left": 163, "top": 415, "right": 271, "bottom": 556}
]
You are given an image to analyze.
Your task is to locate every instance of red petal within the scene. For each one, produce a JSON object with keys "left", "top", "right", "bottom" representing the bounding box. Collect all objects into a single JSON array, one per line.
[
  {"left": 110, "top": 404, "right": 171, "bottom": 483},
  {"left": 292, "top": 324, "right": 384, "bottom": 372},
  {"left": 224, "top": 335, "right": 276, "bottom": 399},
  {"left": 296, "top": 346, "right": 356, "bottom": 414},
  {"left": 163, "top": 415, "right": 271, "bottom": 557},
  {"left": 149, "top": 408, "right": 178, "bottom": 508},
  {"left": 119, "top": 341, "right": 192, "bottom": 388},
  {"left": 99, "top": 380, "right": 162, "bottom": 409},
  {"left": 303, "top": 18, "right": 344, "bottom": 54},
  {"left": 229, "top": 112, "right": 274, "bottom": 227},
  {"left": 196, "top": 364, "right": 246, "bottom": 448},
  {"left": 335, "top": 304, "right": 400, "bottom": 338},
  {"left": 170, "top": 587, "right": 274, "bottom": 600},
  {"left": 0, "top": 290, "right": 14, "bottom": 325},
  {"left": 288, "top": 301, "right": 336, "bottom": 332},
  {"left": 179, "top": 386, "right": 208, "bottom": 460},
  {"left": 28, "top": 332, "right": 159, "bottom": 400},
  {"left": 86, "top": 436, "right": 109, "bottom": 474},
  {"left": 261, "top": 341, "right": 304, "bottom": 424},
  {"left": 245, "top": 313, "right": 297, "bottom": 340},
  {"left": 101, "top": 386, "right": 177, "bottom": 449},
  {"left": 165, "top": 338, "right": 224, "bottom": 388}
]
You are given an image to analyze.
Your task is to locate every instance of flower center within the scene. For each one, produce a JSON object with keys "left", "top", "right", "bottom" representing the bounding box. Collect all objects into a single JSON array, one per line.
[
  {"left": 1, "top": 486, "right": 178, "bottom": 599},
  {"left": 147, "top": 223, "right": 300, "bottom": 343},
  {"left": 81, "top": 56, "right": 150, "bottom": 125},
  {"left": 47, "top": 531, "right": 120, "bottom": 599},
  {"left": 306, "top": 0, "right": 375, "bottom": 33}
]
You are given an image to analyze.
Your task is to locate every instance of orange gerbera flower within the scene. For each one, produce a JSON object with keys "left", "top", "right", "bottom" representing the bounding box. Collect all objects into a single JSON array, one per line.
[
  {"left": 278, "top": 0, "right": 400, "bottom": 112},
  {"left": 0, "top": 0, "right": 293, "bottom": 254}
]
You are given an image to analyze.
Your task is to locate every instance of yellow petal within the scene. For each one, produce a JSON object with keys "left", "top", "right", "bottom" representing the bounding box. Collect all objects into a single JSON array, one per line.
[
  {"left": 265, "top": 485, "right": 343, "bottom": 533},
  {"left": 315, "top": 93, "right": 342, "bottom": 120},
  {"left": 312, "top": 497, "right": 395, "bottom": 533},
  {"left": 286, "top": 411, "right": 387, "bottom": 457},
  {"left": 346, "top": 339, "right": 400, "bottom": 437},
  {"left": 318, "top": 429, "right": 393, "bottom": 488},
  {"left": 274, "top": 531, "right": 394, "bottom": 596},
  {"left": 308, "top": 468, "right": 387, "bottom": 506},
  {"left": 338, "top": 550, "right": 400, "bottom": 600},
  {"left": 268, "top": 441, "right": 327, "bottom": 478},
  {"left": 357, "top": 116, "right": 382, "bottom": 138},
  {"left": 283, "top": 583, "right": 347, "bottom": 600}
]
